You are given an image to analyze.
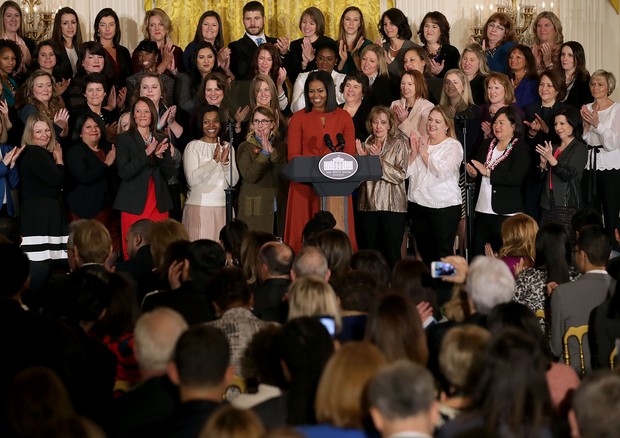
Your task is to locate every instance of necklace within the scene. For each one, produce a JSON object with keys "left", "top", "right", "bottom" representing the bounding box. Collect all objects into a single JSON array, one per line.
[
  {"left": 486, "top": 47, "right": 498, "bottom": 59},
  {"left": 425, "top": 44, "right": 442, "bottom": 62},
  {"left": 143, "top": 132, "right": 153, "bottom": 145},
  {"left": 485, "top": 138, "right": 516, "bottom": 170}
]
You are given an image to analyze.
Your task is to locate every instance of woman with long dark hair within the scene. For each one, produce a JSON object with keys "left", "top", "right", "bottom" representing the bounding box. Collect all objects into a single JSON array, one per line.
[
  {"left": 514, "top": 222, "right": 581, "bottom": 331},
  {"left": 50, "top": 7, "right": 82, "bottom": 80},
  {"left": 284, "top": 70, "right": 356, "bottom": 252},
  {"left": 113, "top": 96, "right": 176, "bottom": 258},
  {"left": 559, "top": 41, "right": 593, "bottom": 108},
  {"left": 93, "top": 8, "right": 132, "bottom": 87},
  {"left": 467, "top": 105, "right": 530, "bottom": 255}
]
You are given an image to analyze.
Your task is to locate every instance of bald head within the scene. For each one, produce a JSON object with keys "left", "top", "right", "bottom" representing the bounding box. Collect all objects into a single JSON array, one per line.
[
  {"left": 292, "top": 246, "right": 330, "bottom": 281},
  {"left": 258, "top": 241, "right": 293, "bottom": 281},
  {"left": 134, "top": 308, "right": 188, "bottom": 376}
]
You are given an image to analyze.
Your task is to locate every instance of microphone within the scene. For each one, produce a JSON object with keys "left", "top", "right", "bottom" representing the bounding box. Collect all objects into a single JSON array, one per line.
[
  {"left": 336, "top": 133, "right": 346, "bottom": 152},
  {"left": 323, "top": 134, "right": 335, "bottom": 152}
]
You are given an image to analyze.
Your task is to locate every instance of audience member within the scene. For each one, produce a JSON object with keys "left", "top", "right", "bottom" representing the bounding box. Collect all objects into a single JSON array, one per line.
[
  {"left": 369, "top": 360, "right": 439, "bottom": 438},
  {"left": 365, "top": 292, "right": 428, "bottom": 365},
  {"left": 200, "top": 405, "right": 265, "bottom": 438},
  {"left": 569, "top": 371, "right": 620, "bottom": 438},
  {"left": 332, "top": 270, "right": 377, "bottom": 342},
  {"left": 206, "top": 267, "right": 272, "bottom": 379},
  {"left": 152, "top": 325, "right": 233, "bottom": 437},
  {"left": 551, "top": 225, "right": 614, "bottom": 373},
  {"left": 108, "top": 308, "right": 187, "bottom": 438},
  {"left": 297, "top": 342, "right": 387, "bottom": 437},
  {"left": 290, "top": 245, "right": 330, "bottom": 281},
  {"left": 253, "top": 241, "right": 293, "bottom": 323}
]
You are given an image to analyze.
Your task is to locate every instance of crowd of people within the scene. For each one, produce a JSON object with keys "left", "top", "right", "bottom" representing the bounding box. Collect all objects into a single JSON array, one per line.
[{"left": 0, "top": 1, "right": 620, "bottom": 437}]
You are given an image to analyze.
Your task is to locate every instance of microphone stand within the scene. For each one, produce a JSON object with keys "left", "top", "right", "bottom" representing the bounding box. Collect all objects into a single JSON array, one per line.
[
  {"left": 455, "top": 108, "right": 475, "bottom": 262},
  {"left": 225, "top": 120, "right": 235, "bottom": 224}
]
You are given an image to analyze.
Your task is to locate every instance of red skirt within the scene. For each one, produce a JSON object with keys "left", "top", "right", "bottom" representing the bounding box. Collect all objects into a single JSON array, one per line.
[{"left": 120, "top": 178, "right": 168, "bottom": 259}]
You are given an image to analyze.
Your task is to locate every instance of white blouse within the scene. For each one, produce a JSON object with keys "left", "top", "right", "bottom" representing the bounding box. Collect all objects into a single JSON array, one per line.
[
  {"left": 582, "top": 102, "right": 620, "bottom": 170},
  {"left": 407, "top": 137, "right": 463, "bottom": 208},
  {"left": 183, "top": 140, "right": 239, "bottom": 207}
]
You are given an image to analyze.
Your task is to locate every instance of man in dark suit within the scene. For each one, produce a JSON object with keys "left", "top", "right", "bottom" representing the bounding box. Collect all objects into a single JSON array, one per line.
[
  {"left": 115, "top": 219, "right": 156, "bottom": 300},
  {"left": 151, "top": 325, "right": 233, "bottom": 438},
  {"left": 368, "top": 361, "right": 438, "bottom": 438},
  {"left": 228, "top": 1, "right": 278, "bottom": 80},
  {"left": 551, "top": 226, "right": 615, "bottom": 373},
  {"left": 107, "top": 308, "right": 187, "bottom": 438},
  {"left": 253, "top": 241, "right": 293, "bottom": 323}
]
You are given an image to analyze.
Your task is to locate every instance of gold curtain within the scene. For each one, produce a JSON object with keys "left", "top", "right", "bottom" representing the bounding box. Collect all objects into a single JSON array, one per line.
[{"left": 144, "top": 0, "right": 394, "bottom": 49}]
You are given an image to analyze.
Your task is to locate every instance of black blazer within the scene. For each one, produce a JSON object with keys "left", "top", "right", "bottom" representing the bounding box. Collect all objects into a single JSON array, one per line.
[
  {"left": 65, "top": 141, "right": 117, "bottom": 218},
  {"left": 52, "top": 40, "right": 74, "bottom": 80},
  {"left": 539, "top": 138, "right": 588, "bottom": 210},
  {"left": 113, "top": 131, "right": 176, "bottom": 215},
  {"left": 473, "top": 138, "right": 530, "bottom": 214},
  {"left": 564, "top": 76, "right": 594, "bottom": 109},
  {"left": 284, "top": 35, "right": 336, "bottom": 83},
  {"left": 228, "top": 34, "right": 277, "bottom": 81},
  {"left": 369, "top": 74, "right": 395, "bottom": 107}
]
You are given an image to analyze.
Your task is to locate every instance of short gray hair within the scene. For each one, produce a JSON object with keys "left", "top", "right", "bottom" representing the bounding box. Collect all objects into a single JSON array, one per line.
[
  {"left": 466, "top": 256, "right": 514, "bottom": 314},
  {"left": 572, "top": 371, "right": 620, "bottom": 438},
  {"left": 293, "top": 246, "right": 329, "bottom": 278},
  {"left": 368, "top": 360, "right": 435, "bottom": 420},
  {"left": 134, "top": 308, "right": 188, "bottom": 372}
]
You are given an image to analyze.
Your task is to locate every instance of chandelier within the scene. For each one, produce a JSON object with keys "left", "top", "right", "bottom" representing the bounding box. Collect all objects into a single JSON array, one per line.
[
  {"left": 21, "top": 0, "right": 56, "bottom": 43},
  {"left": 472, "top": 0, "right": 556, "bottom": 46}
]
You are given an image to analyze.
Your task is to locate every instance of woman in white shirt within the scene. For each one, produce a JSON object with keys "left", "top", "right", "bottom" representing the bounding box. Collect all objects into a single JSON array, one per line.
[
  {"left": 580, "top": 69, "right": 620, "bottom": 241},
  {"left": 183, "top": 104, "right": 239, "bottom": 241},
  {"left": 408, "top": 105, "right": 462, "bottom": 265}
]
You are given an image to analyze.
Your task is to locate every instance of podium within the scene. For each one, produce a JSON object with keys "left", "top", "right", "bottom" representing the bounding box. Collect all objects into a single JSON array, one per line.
[{"left": 281, "top": 153, "right": 382, "bottom": 234}]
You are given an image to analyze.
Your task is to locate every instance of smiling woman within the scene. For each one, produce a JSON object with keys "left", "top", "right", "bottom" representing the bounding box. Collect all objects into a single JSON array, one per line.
[{"left": 284, "top": 70, "right": 356, "bottom": 252}]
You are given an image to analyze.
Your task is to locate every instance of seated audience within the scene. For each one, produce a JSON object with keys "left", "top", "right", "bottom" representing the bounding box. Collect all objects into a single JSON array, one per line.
[
  {"left": 331, "top": 270, "right": 378, "bottom": 343},
  {"left": 253, "top": 241, "right": 293, "bottom": 323},
  {"left": 368, "top": 360, "right": 440, "bottom": 438},
  {"left": 297, "top": 342, "right": 387, "bottom": 438},
  {"left": 206, "top": 267, "right": 272, "bottom": 379},
  {"left": 365, "top": 292, "right": 428, "bottom": 365},
  {"left": 551, "top": 226, "right": 613, "bottom": 373},
  {"left": 437, "top": 325, "right": 491, "bottom": 426},
  {"left": 108, "top": 308, "right": 187, "bottom": 438},
  {"left": 146, "top": 325, "right": 232, "bottom": 437},
  {"left": 569, "top": 371, "right": 620, "bottom": 438}
]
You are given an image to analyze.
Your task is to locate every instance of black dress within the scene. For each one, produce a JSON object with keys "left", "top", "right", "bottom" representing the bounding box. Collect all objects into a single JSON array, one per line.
[{"left": 18, "top": 145, "right": 68, "bottom": 261}]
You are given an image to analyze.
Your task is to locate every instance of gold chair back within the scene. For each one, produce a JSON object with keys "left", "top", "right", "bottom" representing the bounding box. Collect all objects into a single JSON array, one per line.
[{"left": 563, "top": 325, "right": 589, "bottom": 376}]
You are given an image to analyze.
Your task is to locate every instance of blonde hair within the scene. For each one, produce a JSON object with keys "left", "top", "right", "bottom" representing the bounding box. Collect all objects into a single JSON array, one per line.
[
  {"left": 315, "top": 342, "right": 387, "bottom": 428},
  {"left": 21, "top": 113, "right": 57, "bottom": 152},
  {"left": 461, "top": 43, "right": 490, "bottom": 76},
  {"left": 360, "top": 44, "right": 389, "bottom": 77},
  {"left": 147, "top": 219, "right": 190, "bottom": 271},
  {"left": 439, "top": 68, "right": 474, "bottom": 112},
  {"left": 249, "top": 74, "right": 279, "bottom": 114},
  {"left": 429, "top": 105, "right": 457, "bottom": 140},
  {"left": 532, "top": 11, "right": 563, "bottom": 45},
  {"left": 439, "top": 325, "right": 491, "bottom": 392},
  {"left": 287, "top": 275, "right": 342, "bottom": 332},
  {"left": 142, "top": 8, "right": 173, "bottom": 43},
  {"left": 498, "top": 213, "right": 538, "bottom": 261},
  {"left": 199, "top": 405, "right": 265, "bottom": 438},
  {"left": 16, "top": 70, "right": 63, "bottom": 119}
]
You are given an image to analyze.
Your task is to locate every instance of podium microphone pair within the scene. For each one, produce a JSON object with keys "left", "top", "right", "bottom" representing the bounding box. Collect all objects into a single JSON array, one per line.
[{"left": 324, "top": 133, "right": 346, "bottom": 152}]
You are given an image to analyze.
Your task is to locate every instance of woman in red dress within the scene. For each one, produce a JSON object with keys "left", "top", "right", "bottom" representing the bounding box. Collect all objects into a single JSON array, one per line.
[
  {"left": 284, "top": 70, "right": 356, "bottom": 252},
  {"left": 113, "top": 96, "right": 176, "bottom": 258}
]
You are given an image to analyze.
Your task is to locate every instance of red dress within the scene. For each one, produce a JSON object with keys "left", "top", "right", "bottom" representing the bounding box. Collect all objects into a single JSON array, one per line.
[
  {"left": 284, "top": 107, "right": 357, "bottom": 252},
  {"left": 120, "top": 177, "right": 168, "bottom": 258}
]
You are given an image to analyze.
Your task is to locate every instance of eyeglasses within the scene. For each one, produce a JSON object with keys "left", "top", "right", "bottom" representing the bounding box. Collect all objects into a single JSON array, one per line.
[{"left": 252, "top": 119, "right": 272, "bottom": 125}]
